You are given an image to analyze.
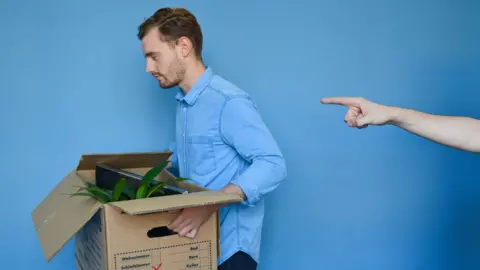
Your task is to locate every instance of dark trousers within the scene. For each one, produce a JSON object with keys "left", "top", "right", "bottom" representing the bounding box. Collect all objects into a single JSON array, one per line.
[{"left": 218, "top": 251, "right": 257, "bottom": 270}]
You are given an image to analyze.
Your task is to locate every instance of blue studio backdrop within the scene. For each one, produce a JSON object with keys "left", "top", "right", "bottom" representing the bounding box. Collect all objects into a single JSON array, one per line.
[{"left": 1, "top": 0, "right": 479, "bottom": 269}]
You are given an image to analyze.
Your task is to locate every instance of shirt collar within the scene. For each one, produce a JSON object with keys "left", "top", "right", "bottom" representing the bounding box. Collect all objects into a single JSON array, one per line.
[{"left": 175, "top": 66, "right": 213, "bottom": 105}]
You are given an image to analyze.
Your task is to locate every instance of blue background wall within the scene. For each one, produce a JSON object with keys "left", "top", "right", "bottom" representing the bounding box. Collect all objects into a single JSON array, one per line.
[{"left": 1, "top": 0, "right": 479, "bottom": 269}]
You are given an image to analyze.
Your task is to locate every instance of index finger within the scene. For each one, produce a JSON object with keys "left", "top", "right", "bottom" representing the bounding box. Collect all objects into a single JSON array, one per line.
[{"left": 320, "top": 97, "right": 361, "bottom": 107}]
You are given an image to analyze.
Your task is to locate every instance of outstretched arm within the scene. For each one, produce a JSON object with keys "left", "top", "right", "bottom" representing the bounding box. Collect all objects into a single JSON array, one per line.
[
  {"left": 389, "top": 106, "right": 480, "bottom": 152},
  {"left": 321, "top": 97, "right": 480, "bottom": 153}
]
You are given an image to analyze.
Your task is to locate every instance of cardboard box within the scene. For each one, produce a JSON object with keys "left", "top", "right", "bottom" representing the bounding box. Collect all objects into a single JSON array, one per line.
[{"left": 32, "top": 152, "right": 243, "bottom": 270}]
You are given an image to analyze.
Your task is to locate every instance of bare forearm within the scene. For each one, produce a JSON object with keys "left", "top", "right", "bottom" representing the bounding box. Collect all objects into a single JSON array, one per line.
[{"left": 388, "top": 107, "right": 480, "bottom": 152}]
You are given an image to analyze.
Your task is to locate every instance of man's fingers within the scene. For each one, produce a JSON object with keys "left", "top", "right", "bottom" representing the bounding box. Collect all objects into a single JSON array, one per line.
[
  {"left": 321, "top": 97, "right": 362, "bottom": 107},
  {"left": 356, "top": 115, "right": 371, "bottom": 127},
  {"left": 185, "top": 228, "right": 197, "bottom": 239},
  {"left": 350, "top": 107, "right": 361, "bottom": 113},
  {"left": 178, "top": 225, "right": 192, "bottom": 237},
  {"left": 173, "top": 217, "right": 192, "bottom": 233},
  {"left": 345, "top": 111, "right": 359, "bottom": 124},
  {"left": 347, "top": 109, "right": 359, "bottom": 118},
  {"left": 170, "top": 219, "right": 190, "bottom": 233},
  {"left": 168, "top": 213, "right": 186, "bottom": 230}
]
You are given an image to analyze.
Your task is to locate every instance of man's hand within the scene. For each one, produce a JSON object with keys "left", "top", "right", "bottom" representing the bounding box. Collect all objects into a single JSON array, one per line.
[
  {"left": 167, "top": 184, "right": 246, "bottom": 239},
  {"left": 167, "top": 205, "right": 218, "bottom": 238},
  {"left": 321, "top": 97, "right": 397, "bottom": 128},
  {"left": 321, "top": 96, "right": 480, "bottom": 152},
  {"left": 221, "top": 184, "right": 246, "bottom": 201}
]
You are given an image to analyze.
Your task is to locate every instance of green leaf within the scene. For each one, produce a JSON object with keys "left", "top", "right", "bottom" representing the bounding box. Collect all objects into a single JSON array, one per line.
[
  {"left": 72, "top": 186, "right": 112, "bottom": 203},
  {"left": 119, "top": 194, "right": 130, "bottom": 201},
  {"left": 122, "top": 186, "right": 136, "bottom": 200},
  {"left": 112, "top": 178, "right": 127, "bottom": 201},
  {"left": 86, "top": 186, "right": 113, "bottom": 202},
  {"left": 136, "top": 185, "right": 148, "bottom": 199},
  {"left": 72, "top": 182, "right": 95, "bottom": 192},
  {"left": 141, "top": 161, "right": 170, "bottom": 187},
  {"left": 68, "top": 192, "right": 109, "bottom": 204},
  {"left": 176, "top": 177, "right": 190, "bottom": 182},
  {"left": 146, "top": 182, "right": 166, "bottom": 198}
]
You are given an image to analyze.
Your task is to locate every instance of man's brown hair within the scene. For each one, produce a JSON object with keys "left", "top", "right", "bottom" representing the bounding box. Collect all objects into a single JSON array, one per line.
[{"left": 137, "top": 7, "right": 203, "bottom": 59}]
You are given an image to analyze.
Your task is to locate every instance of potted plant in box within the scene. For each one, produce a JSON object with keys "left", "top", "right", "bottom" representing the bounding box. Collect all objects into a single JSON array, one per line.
[{"left": 69, "top": 160, "right": 188, "bottom": 203}]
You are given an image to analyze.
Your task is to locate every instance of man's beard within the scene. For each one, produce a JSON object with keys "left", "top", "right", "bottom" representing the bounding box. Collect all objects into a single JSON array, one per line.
[{"left": 158, "top": 56, "right": 186, "bottom": 89}]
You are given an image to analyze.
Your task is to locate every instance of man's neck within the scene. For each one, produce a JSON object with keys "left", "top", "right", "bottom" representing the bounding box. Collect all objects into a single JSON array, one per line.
[{"left": 179, "top": 60, "right": 206, "bottom": 95}]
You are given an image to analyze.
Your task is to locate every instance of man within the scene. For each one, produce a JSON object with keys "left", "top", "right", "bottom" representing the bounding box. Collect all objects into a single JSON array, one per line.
[
  {"left": 321, "top": 96, "right": 480, "bottom": 153},
  {"left": 137, "top": 7, "right": 287, "bottom": 270}
]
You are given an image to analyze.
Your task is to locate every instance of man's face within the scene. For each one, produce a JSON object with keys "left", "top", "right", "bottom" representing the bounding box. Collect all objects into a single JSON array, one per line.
[{"left": 142, "top": 29, "right": 185, "bottom": 89}]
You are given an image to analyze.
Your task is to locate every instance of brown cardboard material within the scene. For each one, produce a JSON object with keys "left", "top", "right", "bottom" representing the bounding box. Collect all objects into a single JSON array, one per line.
[{"left": 32, "top": 151, "right": 243, "bottom": 270}]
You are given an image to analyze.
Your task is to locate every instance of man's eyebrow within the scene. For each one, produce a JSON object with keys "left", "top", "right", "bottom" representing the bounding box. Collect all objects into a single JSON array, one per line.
[{"left": 144, "top": 51, "right": 161, "bottom": 58}]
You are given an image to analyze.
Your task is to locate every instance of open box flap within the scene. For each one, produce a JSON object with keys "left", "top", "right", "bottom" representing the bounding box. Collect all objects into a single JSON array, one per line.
[
  {"left": 31, "top": 170, "right": 101, "bottom": 262},
  {"left": 109, "top": 191, "right": 243, "bottom": 215},
  {"left": 76, "top": 151, "right": 172, "bottom": 171}
]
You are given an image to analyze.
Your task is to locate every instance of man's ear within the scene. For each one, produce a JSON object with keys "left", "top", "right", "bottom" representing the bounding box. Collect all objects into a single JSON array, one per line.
[{"left": 176, "top": 37, "right": 193, "bottom": 58}]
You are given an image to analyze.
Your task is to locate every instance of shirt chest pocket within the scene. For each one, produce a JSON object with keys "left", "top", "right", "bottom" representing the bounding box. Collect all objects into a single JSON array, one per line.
[{"left": 186, "top": 135, "right": 217, "bottom": 176}]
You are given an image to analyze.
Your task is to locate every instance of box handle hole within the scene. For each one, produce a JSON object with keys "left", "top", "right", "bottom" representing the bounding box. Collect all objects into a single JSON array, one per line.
[{"left": 147, "top": 226, "right": 177, "bottom": 238}]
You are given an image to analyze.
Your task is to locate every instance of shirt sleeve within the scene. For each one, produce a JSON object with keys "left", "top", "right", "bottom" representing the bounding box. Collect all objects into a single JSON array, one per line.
[{"left": 219, "top": 96, "right": 287, "bottom": 207}]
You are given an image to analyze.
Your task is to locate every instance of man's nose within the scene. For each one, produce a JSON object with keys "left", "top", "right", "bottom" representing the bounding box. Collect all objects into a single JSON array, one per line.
[{"left": 145, "top": 59, "right": 155, "bottom": 73}]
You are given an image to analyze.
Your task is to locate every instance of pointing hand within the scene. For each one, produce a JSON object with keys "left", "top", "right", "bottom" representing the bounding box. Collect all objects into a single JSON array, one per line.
[{"left": 321, "top": 97, "right": 395, "bottom": 128}]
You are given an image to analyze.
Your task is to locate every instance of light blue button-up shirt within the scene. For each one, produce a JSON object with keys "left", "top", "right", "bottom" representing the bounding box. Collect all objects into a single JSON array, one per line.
[{"left": 168, "top": 66, "right": 287, "bottom": 265}]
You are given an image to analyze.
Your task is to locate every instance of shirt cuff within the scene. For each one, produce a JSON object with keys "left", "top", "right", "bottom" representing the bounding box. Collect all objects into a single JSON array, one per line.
[{"left": 230, "top": 179, "right": 259, "bottom": 207}]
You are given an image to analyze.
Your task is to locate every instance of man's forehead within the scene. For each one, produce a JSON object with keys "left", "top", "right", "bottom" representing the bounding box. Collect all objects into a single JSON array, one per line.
[
  {"left": 143, "top": 28, "right": 161, "bottom": 41},
  {"left": 142, "top": 30, "right": 167, "bottom": 52},
  {"left": 141, "top": 37, "right": 159, "bottom": 54}
]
